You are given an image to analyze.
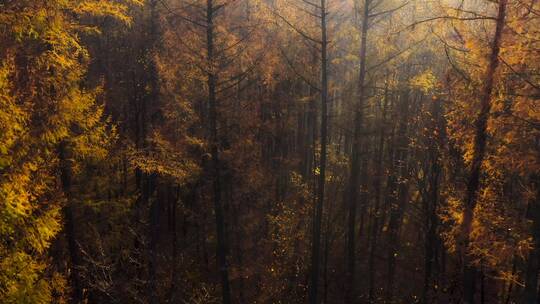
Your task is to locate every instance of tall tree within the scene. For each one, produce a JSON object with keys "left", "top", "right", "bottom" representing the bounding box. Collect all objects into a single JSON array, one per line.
[
  {"left": 458, "top": 1, "right": 507, "bottom": 302},
  {"left": 0, "top": 1, "right": 133, "bottom": 302},
  {"left": 205, "top": 0, "right": 232, "bottom": 300},
  {"left": 345, "top": 0, "right": 369, "bottom": 300}
]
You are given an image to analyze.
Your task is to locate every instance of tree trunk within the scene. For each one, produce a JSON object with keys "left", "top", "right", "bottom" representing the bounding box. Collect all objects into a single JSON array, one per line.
[
  {"left": 148, "top": 177, "right": 160, "bottom": 304},
  {"left": 460, "top": 1, "right": 507, "bottom": 302},
  {"left": 523, "top": 174, "right": 540, "bottom": 304},
  {"left": 386, "top": 90, "right": 411, "bottom": 301},
  {"left": 59, "top": 142, "right": 83, "bottom": 303},
  {"left": 346, "top": 0, "right": 369, "bottom": 302},
  {"left": 422, "top": 98, "right": 442, "bottom": 304},
  {"left": 147, "top": 2, "right": 161, "bottom": 301},
  {"left": 308, "top": 0, "right": 329, "bottom": 302},
  {"left": 368, "top": 77, "right": 388, "bottom": 303},
  {"left": 206, "top": 0, "right": 232, "bottom": 302},
  {"left": 168, "top": 186, "right": 179, "bottom": 303}
]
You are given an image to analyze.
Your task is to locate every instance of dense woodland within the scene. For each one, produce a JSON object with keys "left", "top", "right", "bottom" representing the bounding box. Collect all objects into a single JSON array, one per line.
[{"left": 1, "top": 0, "right": 540, "bottom": 303}]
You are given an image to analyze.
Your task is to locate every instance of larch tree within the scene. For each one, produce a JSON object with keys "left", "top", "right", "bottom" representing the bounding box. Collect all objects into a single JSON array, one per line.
[{"left": 0, "top": 0, "right": 136, "bottom": 302}]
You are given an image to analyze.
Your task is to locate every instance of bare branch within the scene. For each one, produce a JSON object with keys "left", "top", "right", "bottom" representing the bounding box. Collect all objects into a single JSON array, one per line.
[
  {"left": 499, "top": 56, "right": 540, "bottom": 92},
  {"left": 158, "top": 0, "right": 207, "bottom": 28},
  {"left": 299, "top": 0, "right": 322, "bottom": 10},
  {"left": 272, "top": 10, "right": 322, "bottom": 45},
  {"left": 367, "top": 36, "right": 427, "bottom": 72},
  {"left": 403, "top": 15, "right": 497, "bottom": 31},
  {"left": 290, "top": 1, "right": 323, "bottom": 19},
  {"left": 217, "top": 51, "right": 266, "bottom": 92},
  {"left": 278, "top": 46, "right": 321, "bottom": 92},
  {"left": 447, "top": 7, "right": 494, "bottom": 19},
  {"left": 368, "top": 1, "right": 408, "bottom": 19},
  {"left": 444, "top": 44, "right": 472, "bottom": 83},
  {"left": 215, "top": 27, "right": 257, "bottom": 58}
]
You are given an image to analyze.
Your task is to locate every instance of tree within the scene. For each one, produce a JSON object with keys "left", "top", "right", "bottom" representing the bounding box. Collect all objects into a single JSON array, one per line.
[
  {"left": 452, "top": 1, "right": 507, "bottom": 302},
  {"left": 0, "top": 1, "right": 134, "bottom": 302}
]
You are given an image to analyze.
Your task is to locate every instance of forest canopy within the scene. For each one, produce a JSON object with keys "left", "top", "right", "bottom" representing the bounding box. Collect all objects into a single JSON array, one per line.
[{"left": 0, "top": 0, "right": 539, "bottom": 303}]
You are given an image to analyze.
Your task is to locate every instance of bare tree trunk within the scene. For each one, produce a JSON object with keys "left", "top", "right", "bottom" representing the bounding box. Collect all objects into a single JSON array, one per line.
[
  {"left": 368, "top": 77, "right": 388, "bottom": 303},
  {"left": 308, "top": 0, "right": 329, "bottom": 302},
  {"left": 59, "top": 142, "right": 83, "bottom": 304},
  {"left": 168, "top": 186, "right": 179, "bottom": 303},
  {"left": 422, "top": 98, "right": 443, "bottom": 304},
  {"left": 346, "top": 0, "right": 370, "bottom": 302},
  {"left": 148, "top": 178, "right": 160, "bottom": 304},
  {"left": 523, "top": 174, "right": 540, "bottom": 304},
  {"left": 480, "top": 262, "right": 485, "bottom": 304},
  {"left": 323, "top": 213, "right": 330, "bottom": 304},
  {"left": 147, "top": 2, "right": 161, "bottom": 301},
  {"left": 206, "top": 0, "right": 232, "bottom": 301},
  {"left": 386, "top": 90, "right": 411, "bottom": 301},
  {"left": 460, "top": 1, "right": 507, "bottom": 302}
]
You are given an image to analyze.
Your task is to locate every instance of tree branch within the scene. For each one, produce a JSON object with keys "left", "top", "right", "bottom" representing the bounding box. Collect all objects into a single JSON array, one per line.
[{"left": 272, "top": 9, "right": 322, "bottom": 45}]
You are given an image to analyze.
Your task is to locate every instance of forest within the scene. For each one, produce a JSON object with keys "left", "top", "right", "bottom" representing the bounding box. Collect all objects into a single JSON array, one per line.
[{"left": 1, "top": 0, "right": 539, "bottom": 303}]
